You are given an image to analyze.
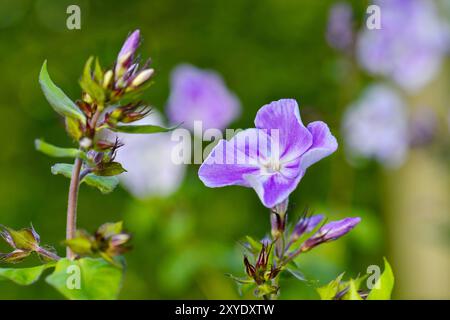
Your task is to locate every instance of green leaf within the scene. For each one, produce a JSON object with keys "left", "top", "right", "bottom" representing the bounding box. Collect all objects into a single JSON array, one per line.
[
  {"left": 316, "top": 272, "right": 345, "bottom": 300},
  {"left": 244, "top": 235, "right": 262, "bottom": 254},
  {"left": 80, "top": 56, "right": 105, "bottom": 103},
  {"left": 342, "top": 279, "right": 363, "bottom": 300},
  {"left": 93, "top": 162, "right": 127, "bottom": 177},
  {"left": 367, "top": 258, "right": 394, "bottom": 300},
  {"left": 51, "top": 163, "right": 119, "bottom": 194},
  {"left": 65, "top": 117, "right": 83, "bottom": 141},
  {"left": 46, "top": 258, "right": 123, "bottom": 300},
  {"left": 39, "top": 61, "right": 86, "bottom": 124},
  {"left": 0, "top": 263, "right": 55, "bottom": 285},
  {"left": 35, "top": 139, "right": 86, "bottom": 160},
  {"left": 110, "top": 124, "right": 178, "bottom": 134},
  {"left": 285, "top": 267, "right": 306, "bottom": 282},
  {"left": 83, "top": 174, "right": 119, "bottom": 194}
]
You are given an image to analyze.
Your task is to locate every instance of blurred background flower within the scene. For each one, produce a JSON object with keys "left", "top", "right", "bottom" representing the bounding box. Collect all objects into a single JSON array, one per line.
[
  {"left": 326, "top": 2, "right": 354, "bottom": 53},
  {"left": 356, "top": 0, "right": 450, "bottom": 92},
  {"left": 342, "top": 84, "right": 409, "bottom": 168},
  {"left": 166, "top": 64, "right": 241, "bottom": 132},
  {"left": 115, "top": 111, "right": 186, "bottom": 199}
]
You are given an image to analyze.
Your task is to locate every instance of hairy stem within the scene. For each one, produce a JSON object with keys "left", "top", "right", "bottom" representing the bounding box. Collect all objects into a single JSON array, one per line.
[{"left": 66, "top": 157, "right": 83, "bottom": 259}]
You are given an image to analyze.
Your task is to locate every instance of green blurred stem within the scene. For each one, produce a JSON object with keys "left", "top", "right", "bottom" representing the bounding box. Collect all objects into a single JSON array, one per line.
[{"left": 66, "top": 156, "right": 82, "bottom": 259}]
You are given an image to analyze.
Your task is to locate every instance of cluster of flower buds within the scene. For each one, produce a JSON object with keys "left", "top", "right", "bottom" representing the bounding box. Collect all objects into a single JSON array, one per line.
[
  {"left": 0, "top": 225, "right": 59, "bottom": 263},
  {"left": 111, "top": 30, "right": 155, "bottom": 97},
  {"left": 63, "top": 222, "right": 131, "bottom": 266},
  {"left": 83, "top": 138, "right": 127, "bottom": 177},
  {"left": 242, "top": 243, "right": 280, "bottom": 297}
]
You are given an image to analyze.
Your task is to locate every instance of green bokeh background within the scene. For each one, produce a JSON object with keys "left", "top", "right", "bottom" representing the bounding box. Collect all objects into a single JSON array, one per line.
[{"left": 0, "top": 0, "right": 448, "bottom": 299}]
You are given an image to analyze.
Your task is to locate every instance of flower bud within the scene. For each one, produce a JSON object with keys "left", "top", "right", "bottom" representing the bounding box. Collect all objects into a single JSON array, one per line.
[
  {"left": 130, "top": 68, "right": 154, "bottom": 87},
  {"left": 302, "top": 217, "right": 361, "bottom": 251},
  {"left": 290, "top": 214, "right": 324, "bottom": 242},
  {"left": 103, "top": 70, "right": 113, "bottom": 89}
]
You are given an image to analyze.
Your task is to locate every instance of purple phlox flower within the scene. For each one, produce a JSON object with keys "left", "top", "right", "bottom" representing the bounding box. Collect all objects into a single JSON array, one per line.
[
  {"left": 342, "top": 84, "right": 409, "bottom": 168},
  {"left": 409, "top": 106, "right": 437, "bottom": 147},
  {"left": 302, "top": 217, "right": 361, "bottom": 251},
  {"left": 198, "top": 99, "right": 338, "bottom": 208},
  {"left": 166, "top": 64, "right": 241, "bottom": 132},
  {"left": 114, "top": 111, "right": 186, "bottom": 198},
  {"left": 356, "top": 0, "right": 450, "bottom": 92},
  {"left": 326, "top": 2, "right": 354, "bottom": 52}
]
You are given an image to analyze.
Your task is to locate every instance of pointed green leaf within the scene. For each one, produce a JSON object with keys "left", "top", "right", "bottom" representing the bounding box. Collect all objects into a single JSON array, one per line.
[
  {"left": 0, "top": 263, "right": 55, "bottom": 285},
  {"left": 342, "top": 279, "right": 363, "bottom": 300},
  {"left": 110, "top": 124, "right": 178, "bottom": 134},
  {"left": 80, "top": 56, "right": 105, "bottom": 103},
  {"left": 316, "top": 273, "right": 345, "bottom": 300},
  {"left": 35, "top": 139, "right": 86, "bottom": 160},
  {"left": 39, "top": 61, "right": 86, "bottom": 124},
  {"left": 46, "top": 258, "right": 122, "bottom": 300},
  {"left": 51, "top": 163, "right": 119, "bottom": 194},
  {"left": 367, "top": 258, "right": 394, "bottom": 300}
]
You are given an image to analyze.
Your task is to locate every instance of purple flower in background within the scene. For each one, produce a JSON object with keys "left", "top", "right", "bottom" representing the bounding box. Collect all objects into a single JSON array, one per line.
[
  {"left": 302, "top": 217, "right": 361, "bottom": 251},
  {"left": 326, "top": 2, "right": 354, "bottom": 52},
  {"left": 114, "top": 111, "right": 186, "bottom": 199},
  {"left": 357, "top": 0, "right": 449, "bottom": 92},
  {"left": 198, "top": 99, "right": 338, "bottom": 208},
  {"left": 409, "top": 107, "right": 437, "bottom": 147},
  {"left": 166, "top": 64, "right": 241, "bottom": 132},
  {"left": 342, "top": 84, "right": 409, "bottom": 168}
]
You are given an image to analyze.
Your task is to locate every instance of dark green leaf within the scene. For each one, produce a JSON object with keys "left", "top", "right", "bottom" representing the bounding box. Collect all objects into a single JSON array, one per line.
[
  {"left": 35, "top": 139, "right": 86, "bottom": 159},
  {"left": 0, "top": 263, "right": 55, "bottom": 285},
  {"left": 46, "top": 258, "right": 123, "bottom": 300},
  {"left": 367, "top": 258, "right": 394, "bottom": 300},
  {"left": 110, "top": 124, "right": 178, "bottom": 134},
  {"left": 39, "top": 61, "right": 86, "bottom": 124}
]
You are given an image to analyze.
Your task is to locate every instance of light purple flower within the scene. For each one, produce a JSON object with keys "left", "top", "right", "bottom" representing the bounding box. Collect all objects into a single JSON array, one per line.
[
  {"left": 114, "top": 111, "right": 186, "bottom": 199},
  {"left": 342, "top": 84, "right": 409, "bottom": 168},
  {"left": 198, "top": 99, "right": 338, "bottom": 208},
  {"left": 357, "top": 0, "right": 449, "bottom": 92},
  {"left": 166, "top": 64, "right": 241, "bottom": 132},
  {"left": 326, "top": 2, "right": 354, "bottom": 52},
  {"left": 302, "top": 217, "right": 361, "bottom": 251}
]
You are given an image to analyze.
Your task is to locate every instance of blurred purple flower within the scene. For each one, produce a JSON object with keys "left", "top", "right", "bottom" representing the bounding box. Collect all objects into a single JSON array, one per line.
[
  {"left": 326, "top": 2, "right": 354, "bottom": 52},
  {"left": 409, "top": 106, "right": 437, "bottom": 147},
  {"left": 114, "top": 111, "right": 186, "bottom": 199},
  {"left": 302, "top": 217, "right": 361, "bottom": 251},
  {"left": 166, "top": 64, "right": 241, "bottom": 131},
  {"left": 357, "top": 0, "right": 449, "bottom": 92},
  {"left": 342, "top": 84, "right": 409, "bottom": 168},
  {"left": 198, "top": 99, "right": 338, "bottom": 208}
]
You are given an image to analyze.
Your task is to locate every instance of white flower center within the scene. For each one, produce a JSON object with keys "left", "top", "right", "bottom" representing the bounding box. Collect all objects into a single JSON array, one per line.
[{"left": 261, "top": 157, "right": 282, "bottom": 175}]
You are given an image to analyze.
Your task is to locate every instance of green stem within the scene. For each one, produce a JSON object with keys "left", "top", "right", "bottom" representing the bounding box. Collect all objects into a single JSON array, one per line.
[{"left": 66, "top": 156, "right": 83, "bottom": 259}]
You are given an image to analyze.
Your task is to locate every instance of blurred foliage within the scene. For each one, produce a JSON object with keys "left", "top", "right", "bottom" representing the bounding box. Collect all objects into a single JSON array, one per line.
[{"left": 0, "top": 0, "right": 404, "bottom": 299}]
